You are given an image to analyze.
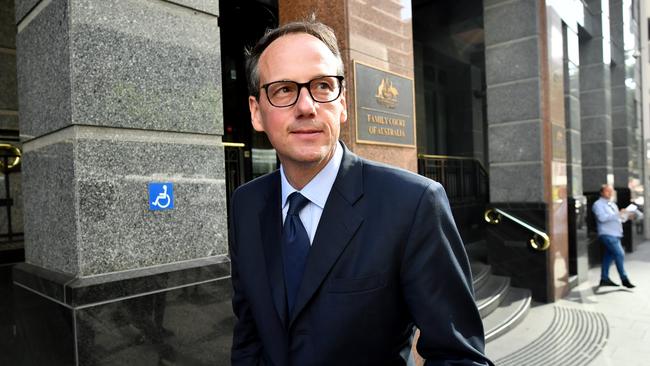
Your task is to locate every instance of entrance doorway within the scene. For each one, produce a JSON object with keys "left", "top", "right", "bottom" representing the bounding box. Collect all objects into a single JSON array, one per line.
[
  {"left": 219, "top": 0, "right": 279, "bottom": 200},
  {"left": 412, "top": 0, "right": 488, "bottom": 248}
]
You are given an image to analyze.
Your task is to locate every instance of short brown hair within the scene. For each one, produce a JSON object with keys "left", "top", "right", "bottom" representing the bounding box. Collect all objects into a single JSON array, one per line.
[{"left": 245, "top": 18, "right": 344, "bottom": 98}]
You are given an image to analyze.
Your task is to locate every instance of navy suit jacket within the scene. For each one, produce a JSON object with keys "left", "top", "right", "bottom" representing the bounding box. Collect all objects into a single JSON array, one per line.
[{"left": 229, "top": 145, "right": 492, "bottom": 365}]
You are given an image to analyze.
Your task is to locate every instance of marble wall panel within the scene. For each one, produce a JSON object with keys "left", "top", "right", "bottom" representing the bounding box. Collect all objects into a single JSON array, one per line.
[
  {"left": 581, "top": 115, "right": 611, "bottom": 142},
  {"left": 582, "top": 166, "right": 612, "bottom": 191},
  {"left": 486, "top": 37, "right": 540, "bottom": 85},
  {"left": 582, "top": 141, "right": 613, "bottom": 167},
  {"left": 12, "top": 260, "right": 233, "bottom": 366},
  {"left": 15, "top": 0, "right": 71, "bottom": 140},
  {"left": 23, "top": 127, "right": 227, "bottom": 276},
  {"left": 579, "top": 63, "right": 608, "bottom": 92},
  {"left": 75, "top": 278, "right": 233, "bottom": 366},
  {"left": 488, "top": 121, "right": 542, "bottom": 163},
  {"left": 165, "top": 0, "right": 219, "bottom": 15},
  {"left": 489, "top": 163, "right": 544, "bottom": 202},
  {"left": 484, "top": 0, "right": 537, "bottom": 46},
  {"left": 487, "top": 79, "right": 541, "bottom": 124},
  {"left": 580, "top": 89, "right": 611, "bottom": 117},
  {"left": 22, "top": 140, "right": 78, "bottom": 275},
  {"left": 17, "top": 0, "right": 223, "bottom": 140}
]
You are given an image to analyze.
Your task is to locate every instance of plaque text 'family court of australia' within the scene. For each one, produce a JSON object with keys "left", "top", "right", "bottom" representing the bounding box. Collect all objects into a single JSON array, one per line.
[{"left": 354, "top": 61, "right": 415, "bottom": 147}]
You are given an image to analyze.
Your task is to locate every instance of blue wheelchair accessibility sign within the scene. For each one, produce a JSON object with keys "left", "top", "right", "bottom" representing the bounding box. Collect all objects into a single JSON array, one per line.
[{"left": 149, "top": 183, "right": 174, "bottom": 210}]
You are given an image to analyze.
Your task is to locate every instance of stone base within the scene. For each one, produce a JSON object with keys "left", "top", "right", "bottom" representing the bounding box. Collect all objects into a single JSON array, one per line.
[{"left": 12, "top": 256, "right": 233, "bottom": 365}]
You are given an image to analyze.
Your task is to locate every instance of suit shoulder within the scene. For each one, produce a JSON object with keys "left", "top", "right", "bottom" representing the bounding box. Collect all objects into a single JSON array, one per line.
[{"left": 231, "top": 170, "right": 279, "bottom": 202}]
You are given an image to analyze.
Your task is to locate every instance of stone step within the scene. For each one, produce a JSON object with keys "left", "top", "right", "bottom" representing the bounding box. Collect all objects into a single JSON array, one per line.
[
  {"left": 471, "top": 261, "right": 491, "bottom": 290},
  {"left": 474, "top": 274, "right": 510, "bottom": 318},
  {"left": 483, "top": 287, "right": 532, "bottom": 342}
]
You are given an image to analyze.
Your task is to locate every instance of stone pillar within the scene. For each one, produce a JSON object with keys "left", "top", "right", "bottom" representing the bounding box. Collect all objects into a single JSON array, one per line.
[
  {"left": 580, "top": 0, "right": 613, "bottom": 191},
  {"left": 627, "top": 0, "right": 644, "bottom": 244},
  {"left": 610, "top": 0, "right": 630, "bottom": 188},
  {"left": 608, "top": 0, "right": 638, "bottom": 251},
  {"left": 640, "top": 0, "right": 650, "bottom": 241},
  {"left": 563, "top": 21, "right": 589, "bottom": 285},
  {"left": 580, "top": 0, "right": 614, "bottom": 264},
  {"left": 13, "top": 1, "right": 231, "bottom": 364},
  {"left": 0, "top": 0, "right": 23, "bottom": 262},
  {"left": 279, "top": 0, "right": 417, "bottom": 172},
  {"left": 484, "top": 0, "right": 569, "bottom": 302}
]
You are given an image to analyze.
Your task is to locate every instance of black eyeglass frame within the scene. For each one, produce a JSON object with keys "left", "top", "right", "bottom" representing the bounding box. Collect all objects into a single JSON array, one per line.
[{"left": 259, "top": 75, "right": 345, "bottom": 108}]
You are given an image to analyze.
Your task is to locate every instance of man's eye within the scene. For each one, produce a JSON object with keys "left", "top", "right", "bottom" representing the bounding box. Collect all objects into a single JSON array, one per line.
[
  {"left": 315, "top": 82, "right": 333, "bottom": 90},
  {"left": 272, "top": 85, "right": 294, "bottom": 96}
]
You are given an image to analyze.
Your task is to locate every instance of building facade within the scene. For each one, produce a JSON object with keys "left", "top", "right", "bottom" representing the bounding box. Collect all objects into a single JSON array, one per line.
[{"left": 0, "top": 0, "right": 645, "bottom": 364}]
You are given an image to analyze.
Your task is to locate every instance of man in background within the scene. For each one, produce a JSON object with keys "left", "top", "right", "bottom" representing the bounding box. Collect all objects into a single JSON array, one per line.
[{"left": 592, "top": 184, "right": 636, "bottom": 288}]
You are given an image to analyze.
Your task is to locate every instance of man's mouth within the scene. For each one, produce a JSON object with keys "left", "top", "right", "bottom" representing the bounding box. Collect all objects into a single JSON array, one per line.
[{"left": 291, "top": 129, "right": 321, "bottom": 135}]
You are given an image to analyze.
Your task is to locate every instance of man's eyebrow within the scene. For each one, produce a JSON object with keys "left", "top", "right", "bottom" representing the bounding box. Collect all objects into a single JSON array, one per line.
[{"left": 267, "top": 75, "right": 334, "bottom": 83}]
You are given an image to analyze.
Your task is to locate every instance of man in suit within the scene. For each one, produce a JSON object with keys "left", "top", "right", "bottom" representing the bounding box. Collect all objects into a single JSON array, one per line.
[{"left": 229, "top": 19, "right": 492, "bottom": 365}]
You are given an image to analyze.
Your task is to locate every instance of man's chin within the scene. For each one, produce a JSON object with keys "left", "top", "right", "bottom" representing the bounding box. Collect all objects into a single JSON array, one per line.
[{"left": 284, "top": 150, "right": 332, "bottom": 166}]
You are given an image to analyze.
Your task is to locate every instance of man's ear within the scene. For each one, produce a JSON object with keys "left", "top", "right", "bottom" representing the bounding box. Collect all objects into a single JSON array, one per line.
[
  {"left": 339, "top": 89, "right": 348, "bottom": 124},
  {"left": 249, "top": 96, "right": 265, "bottom": 132}
]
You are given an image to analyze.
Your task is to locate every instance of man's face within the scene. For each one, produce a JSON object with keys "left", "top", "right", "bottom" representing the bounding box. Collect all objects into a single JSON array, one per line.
[
  {"left": 601, "top": 186, "right": 614, "bottom": 200},
  {"left": 248, "top": 33, "right": 347, "bottom": 170}
]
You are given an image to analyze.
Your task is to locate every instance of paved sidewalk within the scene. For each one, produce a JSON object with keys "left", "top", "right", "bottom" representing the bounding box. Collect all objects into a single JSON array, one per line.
[{"left": 487, "top": 241, "right": 650, "bottom": 366}]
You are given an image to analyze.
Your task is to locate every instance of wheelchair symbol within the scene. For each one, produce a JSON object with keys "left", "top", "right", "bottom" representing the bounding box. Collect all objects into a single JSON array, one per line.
[
  {"left": 152, "top": 185, "right": 171, "bottom": 208},
  {"left": 149, "top": 183, "right": 174, "bottom": 211}
]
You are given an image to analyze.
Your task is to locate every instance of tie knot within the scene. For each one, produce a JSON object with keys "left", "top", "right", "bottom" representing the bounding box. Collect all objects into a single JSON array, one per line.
[{"left": 287, "top": 192, "right": 310, "bottom": 216}]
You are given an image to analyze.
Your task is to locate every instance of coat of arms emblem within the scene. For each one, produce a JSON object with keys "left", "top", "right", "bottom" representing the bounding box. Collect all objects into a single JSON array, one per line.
[{"left": 375, "top": 78, "right": 399, "bottom": 108}]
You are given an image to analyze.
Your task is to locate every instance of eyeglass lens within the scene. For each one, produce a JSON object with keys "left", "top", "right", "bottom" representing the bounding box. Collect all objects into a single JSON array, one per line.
[{"left": 266, "top": 76, "right": 341, "bottom": 107}]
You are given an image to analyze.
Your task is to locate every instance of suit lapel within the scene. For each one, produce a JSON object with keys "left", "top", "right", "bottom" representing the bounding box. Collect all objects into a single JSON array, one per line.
[
  {"left": 259, "top": 172, "right": 288, "bottom": 327},
  {"left": 289, "top": 147, "right": 365, "bottom": 326}
]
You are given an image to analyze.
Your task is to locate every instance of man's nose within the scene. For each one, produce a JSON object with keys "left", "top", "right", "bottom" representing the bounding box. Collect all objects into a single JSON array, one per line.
[{"left": 294, "top": 85, "right": 316, "bottom": 115}]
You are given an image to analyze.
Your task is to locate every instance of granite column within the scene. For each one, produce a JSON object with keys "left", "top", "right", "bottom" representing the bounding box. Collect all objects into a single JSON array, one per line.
[
  {"left": 484, "top": 0, "right": 569, "bottom": 302},
  {"left": 13, "top": 1, "right": 231, "bottom": 364}
]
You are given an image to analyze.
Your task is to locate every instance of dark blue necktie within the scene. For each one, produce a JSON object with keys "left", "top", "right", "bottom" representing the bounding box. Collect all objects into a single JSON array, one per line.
[{"left": 282, "top": 192, "right": 311, "bottom": 315}]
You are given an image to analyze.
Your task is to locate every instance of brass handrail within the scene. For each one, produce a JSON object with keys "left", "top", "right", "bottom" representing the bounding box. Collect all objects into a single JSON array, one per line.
[
  {"left": 223, "top": 142, "right": 245, "bottom": 148},
  {"left": 484, "top": 208, "right": 550, "bottom": 251},
  {"left": 0, "top": 144, "right": 21, "bottom": 171}
]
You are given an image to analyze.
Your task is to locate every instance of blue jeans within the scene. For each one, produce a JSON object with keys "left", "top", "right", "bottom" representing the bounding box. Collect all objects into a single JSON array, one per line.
[{"left": 599, "top": 235, "right": 628, "bottom": 280}]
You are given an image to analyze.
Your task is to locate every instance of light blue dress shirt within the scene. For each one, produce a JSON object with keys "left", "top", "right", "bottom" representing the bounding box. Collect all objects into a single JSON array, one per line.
[
  {"left": 592, "top": 197, "right": 623, "bottom": 237},
  {"left": 280, "top": 142, "right": 343, "bottom": 244}
]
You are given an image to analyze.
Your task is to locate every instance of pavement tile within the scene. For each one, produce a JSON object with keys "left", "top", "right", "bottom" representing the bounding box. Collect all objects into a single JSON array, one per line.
[{"left": 487, "top": 240, "right": 650, "bottom": 365}]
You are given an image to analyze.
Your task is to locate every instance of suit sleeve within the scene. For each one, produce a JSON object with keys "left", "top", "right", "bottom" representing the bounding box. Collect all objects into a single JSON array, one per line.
[
  {"left": 400, "top": 182, "right": 494, "bottom": 366},
  {"left": 230, "top": 191, "right": 263, "bottom": 365}
]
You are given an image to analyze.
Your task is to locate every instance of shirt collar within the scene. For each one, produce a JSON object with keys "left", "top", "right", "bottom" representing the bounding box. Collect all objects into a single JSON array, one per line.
[{"left": 281, "top": 141, "right": 343, "bottom": 210}]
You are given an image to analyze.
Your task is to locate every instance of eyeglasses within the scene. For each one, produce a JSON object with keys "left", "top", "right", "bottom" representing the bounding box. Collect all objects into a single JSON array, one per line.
[{"left": 260, "top": 75, "right": 344, "bottom": 108}]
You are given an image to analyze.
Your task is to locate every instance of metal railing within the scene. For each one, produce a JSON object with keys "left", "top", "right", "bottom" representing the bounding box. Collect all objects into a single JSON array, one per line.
[
  {"left": 417, "top": 154, "right": 489, "bottom": 204},
  {"left": 484, "top": 208, "right": 550, "bottom": 251}
]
